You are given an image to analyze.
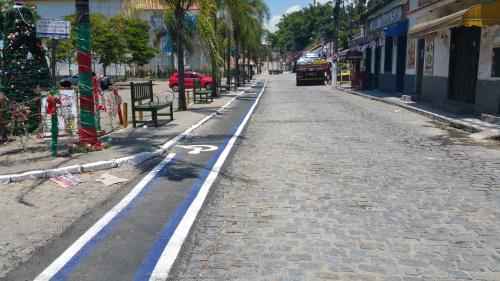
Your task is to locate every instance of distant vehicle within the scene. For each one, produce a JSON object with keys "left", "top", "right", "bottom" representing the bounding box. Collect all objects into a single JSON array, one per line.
[
  {"left": 294, "top": 52, "right": 328, "bottom": 86},
  {"left": 268, "top": 61, "right": 283, "bottom": 75},
  {"left": 168, "top": 71, "right": 214, "bottom": 92},
  {"left": 60, "top": 72, "right": 112, "bottom": 90}
]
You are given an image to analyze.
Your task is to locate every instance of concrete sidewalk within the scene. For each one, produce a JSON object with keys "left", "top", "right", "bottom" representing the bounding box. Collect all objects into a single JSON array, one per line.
[
  {"left": 0, "top": 81, "right": 255, "bottom": 184},
  {"left": 337, "top": 86, "right": 500, "bottom": 138}
]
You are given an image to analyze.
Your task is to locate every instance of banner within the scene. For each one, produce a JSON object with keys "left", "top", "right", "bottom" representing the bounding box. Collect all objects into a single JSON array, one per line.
[{"left": 41, "top": 89, "right": 78, "bottom": 137}]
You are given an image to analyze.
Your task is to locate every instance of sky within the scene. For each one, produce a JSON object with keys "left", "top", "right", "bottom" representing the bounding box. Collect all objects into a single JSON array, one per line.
[{"left": 265, "top": 0, "right": 330, "bottom": 32}]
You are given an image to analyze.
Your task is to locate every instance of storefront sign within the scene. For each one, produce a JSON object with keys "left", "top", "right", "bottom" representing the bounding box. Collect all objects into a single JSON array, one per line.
[
  {"left": 424, "top": 35, "right": 434, "bottom": 74},
  {"left": 369, "top": 7, "right": 403, "bottom": 32},
  {"left": 407, "top": 39, "right": 416, "bottom": 69},
  {"left": 346, "top": 51, "right": 362, "bottom": 61}
]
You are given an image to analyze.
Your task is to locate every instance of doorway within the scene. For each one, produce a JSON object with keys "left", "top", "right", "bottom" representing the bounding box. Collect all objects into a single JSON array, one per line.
[
  {"left": 396, "top": 36, "right": 407, "bottom": 93},
  {"left": 374, "top": 47, "right": 381, "bottom": 89},
  {"left": 448, "top": 26, "right": 481, "bottom": 103},
  {"left": 415, "top": 38, "right": 425, "bottom": 95}
]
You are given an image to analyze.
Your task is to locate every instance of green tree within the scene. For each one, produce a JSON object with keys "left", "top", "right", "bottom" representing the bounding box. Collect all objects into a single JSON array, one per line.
[
  {"left": 116, "top": 17, "right": 157, "bottom": 71},
  {"left": 271, "top": 2, "right": 365, "bottom": 52},
  {"left": 124, "top": 0, "right": 215, "bottom": 111},
  {"left": 65, "top": 14, "right": 127, "bottom": 76}
]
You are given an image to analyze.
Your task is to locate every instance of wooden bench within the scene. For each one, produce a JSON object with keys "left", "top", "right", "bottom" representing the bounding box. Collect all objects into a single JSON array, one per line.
[
  {"left": 130, "top": 81, "right": 173, "bottom": 128},
  {"left": 193, "top": 79, "right": 213, "bottom": 103}
]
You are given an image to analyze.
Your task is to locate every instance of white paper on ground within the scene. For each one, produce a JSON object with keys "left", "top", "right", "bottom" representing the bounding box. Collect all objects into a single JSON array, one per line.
[{"left": 96, "top": 173, "right": 128, "bottom": 186}]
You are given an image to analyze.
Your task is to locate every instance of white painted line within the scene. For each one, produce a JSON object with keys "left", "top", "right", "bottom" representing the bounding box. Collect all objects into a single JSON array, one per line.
[
  {"left": 34, "top": 153, "right": 177, "bottom": 281},
  {"left": 148, "top": 80, "right": 268, "bottom": 280}
]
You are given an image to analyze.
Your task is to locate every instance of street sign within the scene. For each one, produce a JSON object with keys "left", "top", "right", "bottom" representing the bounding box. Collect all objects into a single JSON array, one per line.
[{"left": 36, "top": 19, "right": 71, "bottom": 39}]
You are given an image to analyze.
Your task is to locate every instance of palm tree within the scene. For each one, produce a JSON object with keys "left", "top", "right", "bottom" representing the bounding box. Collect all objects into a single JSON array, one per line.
[
  {"left": 219, "top": 0, "right": 269, "bottom": 87},
  {"left": 124, "top": 0, "right": 209, "bottom": 111}
]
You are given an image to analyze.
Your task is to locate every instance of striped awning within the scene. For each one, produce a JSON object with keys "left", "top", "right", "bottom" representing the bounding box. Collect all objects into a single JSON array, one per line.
[{"left": 408, "top": 0, "right": 500, "bottom": 38}]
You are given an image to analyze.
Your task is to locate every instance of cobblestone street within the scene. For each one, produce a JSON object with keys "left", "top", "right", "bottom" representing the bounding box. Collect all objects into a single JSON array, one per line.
[{"left": 171, "top": 74, "right": 500, "bottom": 281}]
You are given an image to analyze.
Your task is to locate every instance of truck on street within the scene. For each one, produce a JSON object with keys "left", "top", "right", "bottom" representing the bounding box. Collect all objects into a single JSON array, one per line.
[{"left": 293, "top": 52, "right": 328, "bottom": 86}]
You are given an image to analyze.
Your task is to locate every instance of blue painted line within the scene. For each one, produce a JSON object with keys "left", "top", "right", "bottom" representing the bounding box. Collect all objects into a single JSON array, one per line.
[
  {"left": 49, "top": 156, "right": 178, "bottom": 281},
  {"left": 134, "top": 92, "right": 257, "bottom": 280}
]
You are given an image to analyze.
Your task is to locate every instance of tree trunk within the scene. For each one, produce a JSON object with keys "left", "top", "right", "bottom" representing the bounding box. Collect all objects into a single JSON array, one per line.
[
  {"left": 176, "top": 7, "right": 187, "bottom": 111},
  {"left": 233, "top": 31, "right": 240, "bottom": 88},
  {"left": 76, "top": 0, "right": 97, "bottom": 145},
  {"left": 211, "top": 12, "right": 217, "bottom": 97},
  {"left": 241, "top": 49, "right": 246, "bottom": 85},
  {"left": 103, "top": 65, "right": 107, "bottom": 77},
  {"left": 247, "top": 53, "right": 251, "bottom": 79},
  {"left": 68, "top": 57, "right": 72, "bottom": 76},
  {"left": 226, "top": 27, "right": 231, "bottom": 86}
]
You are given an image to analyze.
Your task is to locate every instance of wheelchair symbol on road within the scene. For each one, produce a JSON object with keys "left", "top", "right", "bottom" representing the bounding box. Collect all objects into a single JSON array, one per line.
[{"left": 177, "top": 144, "right": 218, "bottom": 155}]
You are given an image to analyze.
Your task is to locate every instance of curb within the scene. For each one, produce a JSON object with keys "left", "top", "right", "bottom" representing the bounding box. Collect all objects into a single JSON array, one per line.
[
  {"left": 337, "top": 88, "right": 484, "bottom": 134},
  {"left": 0, "top": 84, "right": 258, "bottom": 186}
]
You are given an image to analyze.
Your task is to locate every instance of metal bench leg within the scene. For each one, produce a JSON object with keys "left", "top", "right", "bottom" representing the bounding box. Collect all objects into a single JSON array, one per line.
[
  {"left": 132, "top": 109, "right": 137, "bottom": 128},
  {"left": 152, "top": 110, "right": 158, "bottom": 127}
]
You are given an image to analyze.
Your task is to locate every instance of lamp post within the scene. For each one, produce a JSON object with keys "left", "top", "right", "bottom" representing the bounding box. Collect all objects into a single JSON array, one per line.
[{"left": 332, "top": 0, "right": 341, "bottom": 88}]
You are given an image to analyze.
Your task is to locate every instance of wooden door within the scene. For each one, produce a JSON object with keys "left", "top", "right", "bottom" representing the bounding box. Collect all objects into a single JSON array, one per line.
[{"left": 448, "top": 27, "right": 481, "bottom": 103}]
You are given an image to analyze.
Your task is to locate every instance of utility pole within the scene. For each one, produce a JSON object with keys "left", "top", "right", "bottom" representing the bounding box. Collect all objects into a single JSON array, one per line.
[{"left": 332, "top": 0, "right": 341, "bottom": 88}]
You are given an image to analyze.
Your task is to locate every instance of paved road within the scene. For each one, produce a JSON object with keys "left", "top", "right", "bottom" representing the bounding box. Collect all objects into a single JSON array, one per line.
[
  {"left": 171, "top": 73, "right": 500, "bottom": 281},
  {"left": 5, "top": 81, "right": 266, "bottom": 281}
]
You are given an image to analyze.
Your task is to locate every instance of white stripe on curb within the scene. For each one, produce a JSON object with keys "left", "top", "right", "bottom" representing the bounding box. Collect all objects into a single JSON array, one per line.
[
  {"left": 34, "top": 153, "right": 177, "bottom": 281},
  {"left": 0, "top": 86, "right": 256, "bottom": 186},
  {"left": 148, "top": 80, "right": 268, "bottom": 280}
]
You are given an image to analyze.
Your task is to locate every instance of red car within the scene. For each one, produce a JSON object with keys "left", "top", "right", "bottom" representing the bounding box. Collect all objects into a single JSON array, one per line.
[{"left": 168, "top": 71, "right": 214, "bottom": 92}]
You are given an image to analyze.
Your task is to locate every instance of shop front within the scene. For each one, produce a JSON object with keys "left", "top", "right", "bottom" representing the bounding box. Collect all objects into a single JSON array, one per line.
[
  {"left": 406, "top": 0, "right": 500, "bottom": 115},
  {"left": 350, "top": 0, "right": 409, "bottom": 94}
]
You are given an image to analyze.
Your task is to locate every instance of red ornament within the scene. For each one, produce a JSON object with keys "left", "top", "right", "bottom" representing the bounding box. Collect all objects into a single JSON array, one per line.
[{"left": 46, "top": 94, "right": 61, "bottom": 115}]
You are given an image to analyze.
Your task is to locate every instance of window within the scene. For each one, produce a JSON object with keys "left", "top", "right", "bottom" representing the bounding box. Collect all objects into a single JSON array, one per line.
[
  {"left": 492, "top": 46, "right": 500, "bottom": 78},
  {"left": 189, "top": 73, "right": 199, "bottom": 78},
  {"left": 384, "top": 37, "right": 393, "bottom": 72}
]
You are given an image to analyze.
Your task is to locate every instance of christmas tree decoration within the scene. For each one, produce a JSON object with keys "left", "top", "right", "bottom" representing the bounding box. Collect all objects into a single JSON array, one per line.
[{"left": 0, "top": 1, "right": 51, "bottom": 131}]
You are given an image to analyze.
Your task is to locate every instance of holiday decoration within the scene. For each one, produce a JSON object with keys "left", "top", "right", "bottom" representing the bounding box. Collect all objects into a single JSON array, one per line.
[
  {"left": 0, "top": 1, "right": 51, "bottom": 132},
  {"left": 45, "top": 86, "right": 61, "bottom": 157},
  {"left": 76, "top": 0, "right": 98, "bottom": 145}
]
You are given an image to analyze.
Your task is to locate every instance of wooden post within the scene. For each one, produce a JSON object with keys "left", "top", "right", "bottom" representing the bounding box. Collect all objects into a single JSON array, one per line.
[{"left": 123, "top": 102, "right": 128, "bottom": 128}]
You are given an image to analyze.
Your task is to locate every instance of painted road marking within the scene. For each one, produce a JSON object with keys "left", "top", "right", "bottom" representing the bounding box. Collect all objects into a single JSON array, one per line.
[
  {"left": 34, "top": 153, "right": 177, "bottom": 281},
  {"left": 177, "top": 145, "right": 218, "bottom": 155},
  {"left": 33, "top": 82, "right": 262, "bottom": 281},
  {"left": 137, "top": 80, "right": 268, "bottom": 281}
]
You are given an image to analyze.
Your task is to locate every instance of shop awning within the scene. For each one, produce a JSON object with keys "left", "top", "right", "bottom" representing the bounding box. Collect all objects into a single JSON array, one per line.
[{"left": 408, "top": 0, "right": 500, "bottom": 38}]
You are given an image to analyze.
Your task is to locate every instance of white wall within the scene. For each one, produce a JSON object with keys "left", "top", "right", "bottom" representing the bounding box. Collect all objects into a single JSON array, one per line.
[
  {"left": 428, "top": 29, "right": 450, "bottom": 77},
  {"left": 34, "top": 0, "right": 122, "bottom": 19},
  {"left": 478, "top": 26, "right": 500, "bottom": 81}
]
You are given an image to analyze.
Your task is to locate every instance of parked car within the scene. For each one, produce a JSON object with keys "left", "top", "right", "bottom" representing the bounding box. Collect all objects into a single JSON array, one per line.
[
  {"left": 60, "top": 72, "right": 112, "bottom": 90},
  {"left": 168, "top": 71, "right": 214, "bottom": 92}
]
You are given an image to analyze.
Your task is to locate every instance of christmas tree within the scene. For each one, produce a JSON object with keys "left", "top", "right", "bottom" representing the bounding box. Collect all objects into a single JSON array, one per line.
[{"left": 1, "top": 1, "right": 50, "bottom": 102}]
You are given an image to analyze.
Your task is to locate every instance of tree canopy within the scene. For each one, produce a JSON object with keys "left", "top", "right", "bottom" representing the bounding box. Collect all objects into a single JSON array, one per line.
[{"left": 269, "top": 2, "right": 366, "bottom": 52}]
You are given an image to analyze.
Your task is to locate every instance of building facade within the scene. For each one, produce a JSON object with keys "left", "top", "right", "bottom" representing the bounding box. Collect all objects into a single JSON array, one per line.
[
  {"left": 350, "top": 0, "right": 409, "bottom": 94},
  {"left": 32, "top": 0, "right": 210, "bottom": 76},
  {"left": 405, "top": 0, "right": 500, "bottom": 115}
]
